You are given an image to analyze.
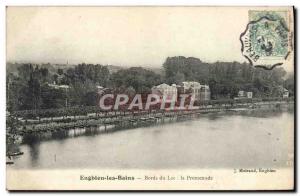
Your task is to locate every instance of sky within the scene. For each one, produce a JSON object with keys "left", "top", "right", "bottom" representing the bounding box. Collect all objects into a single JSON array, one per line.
[{"left": 6, "top": 7, "right": 293, "bottom": 71}]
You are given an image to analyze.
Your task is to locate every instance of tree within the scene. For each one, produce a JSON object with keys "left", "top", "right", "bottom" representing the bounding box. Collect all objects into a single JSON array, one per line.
[{"left": 110, "top": 67, "right": 161, "bottom": 93}]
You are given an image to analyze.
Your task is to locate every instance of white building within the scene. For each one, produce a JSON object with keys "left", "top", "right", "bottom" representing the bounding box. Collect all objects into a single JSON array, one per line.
[
  {"left": 200, "top": 85, "right": 211, "bottom": 101},
  {"left": 238, "top": 90, "right": 245, "bottom": 97},
  {"left": 151, "top": 83, "right": 177, "bottom": 103},
  {"left": 246, "top": 92, "right": 253, "bottom": 99},
  {"left": 96, "top": 85, "right": 104, "bottom": 94},
  {"left": 237, "top": 90, "right": 253, "bottom": 99},
  {"left": 48, "top": 83, "right": 70, "bottom": 90},
  {"left": 182, "top": 81, "right": 210, "bottom": 101},
  {"left": 283, "top": 88, "right": 289, "bottom": 98},
  {"left": 47, "top": 83, "right": 70, "bottom": 107}
]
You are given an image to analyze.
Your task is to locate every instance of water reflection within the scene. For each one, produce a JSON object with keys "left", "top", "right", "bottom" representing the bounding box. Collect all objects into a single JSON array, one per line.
[
  {"left": 8, "top": 108, "right": 294, "bottom": 169},
  {"left": 28, "top": 141, "right": 40, "bottom": 167},
  {"left": 18, "top": 108, "right": 294, "bottom": 147}
]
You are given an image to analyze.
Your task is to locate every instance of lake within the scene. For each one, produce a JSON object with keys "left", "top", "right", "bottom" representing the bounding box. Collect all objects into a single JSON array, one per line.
[{"left": 8, "top": 109, "right": 294, "bottom": 169}]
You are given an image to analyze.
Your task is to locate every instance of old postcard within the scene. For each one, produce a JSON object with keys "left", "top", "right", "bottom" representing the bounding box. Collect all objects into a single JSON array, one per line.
[{"left": 6, "top": 6, "right": 294, "bottom": 190}]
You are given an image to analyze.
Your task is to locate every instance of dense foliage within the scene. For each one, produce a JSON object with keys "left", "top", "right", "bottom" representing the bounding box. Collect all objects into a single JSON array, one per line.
[
  {"left": 163, "top": 56, "right": 292, "bottom": 99},
  {"left": 6, "top": 56, "right": 294, "bottom": 111}
]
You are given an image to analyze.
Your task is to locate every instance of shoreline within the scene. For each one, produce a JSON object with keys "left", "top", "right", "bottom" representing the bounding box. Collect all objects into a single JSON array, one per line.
[
  {"left": 8, "top": 100, "right": 294, "bottom": 136},
  {"left": 7, "top": 108, "right": 294, "bottom": 169},
  {"left": 6, "top": 103, "right": 294, "bottom": 165}
]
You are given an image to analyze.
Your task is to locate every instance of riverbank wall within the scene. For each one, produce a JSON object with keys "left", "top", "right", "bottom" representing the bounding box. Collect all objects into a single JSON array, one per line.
[{"left": 10, "top": 100, "right": 294, "bottom": 135}]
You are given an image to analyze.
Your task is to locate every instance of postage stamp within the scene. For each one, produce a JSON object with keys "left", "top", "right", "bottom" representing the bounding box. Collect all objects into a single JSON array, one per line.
[{"left": 240, "top": 10, "right": 293, "bottom": 69}]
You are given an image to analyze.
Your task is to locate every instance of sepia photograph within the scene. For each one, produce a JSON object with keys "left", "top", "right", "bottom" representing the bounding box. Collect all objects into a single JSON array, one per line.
[{"left": 5, "top": 6, "right": 294, "bottom": 191}]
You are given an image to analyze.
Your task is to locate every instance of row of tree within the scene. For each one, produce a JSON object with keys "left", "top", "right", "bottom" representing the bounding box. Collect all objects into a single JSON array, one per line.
[
  {"left": 6, "top": 56, "right": 294, "bottom": 111},
  {"left": 163, "top": 56, "right": 293, "bottom": 99}
]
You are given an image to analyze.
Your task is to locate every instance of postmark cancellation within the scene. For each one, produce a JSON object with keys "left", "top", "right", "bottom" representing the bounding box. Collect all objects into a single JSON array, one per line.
[{"left": 240, "top": 10, "right": 293, "bottom": 70}]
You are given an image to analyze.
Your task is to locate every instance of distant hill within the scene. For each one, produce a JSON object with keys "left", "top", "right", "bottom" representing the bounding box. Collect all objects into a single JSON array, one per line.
[{"left": 6, "top": 61, "right": 165, "bottom": 77}]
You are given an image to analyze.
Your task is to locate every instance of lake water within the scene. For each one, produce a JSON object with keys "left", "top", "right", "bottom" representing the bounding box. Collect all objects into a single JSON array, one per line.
[{"left": 8, "top": 109, "right": 294, "bottom": 169}]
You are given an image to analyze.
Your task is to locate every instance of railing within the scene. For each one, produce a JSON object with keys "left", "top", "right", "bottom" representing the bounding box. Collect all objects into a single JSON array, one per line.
[
  {"left": 8, "top": 97, "right": 294, "bottom": 120},
  {"left": 7, "top": 97, "right": 294, "bottom": 134}
]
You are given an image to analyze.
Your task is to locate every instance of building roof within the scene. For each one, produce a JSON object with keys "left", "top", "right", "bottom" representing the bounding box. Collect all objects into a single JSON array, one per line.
[{"left": 48, "top": 83, "right": 70, "bottom": 89}]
